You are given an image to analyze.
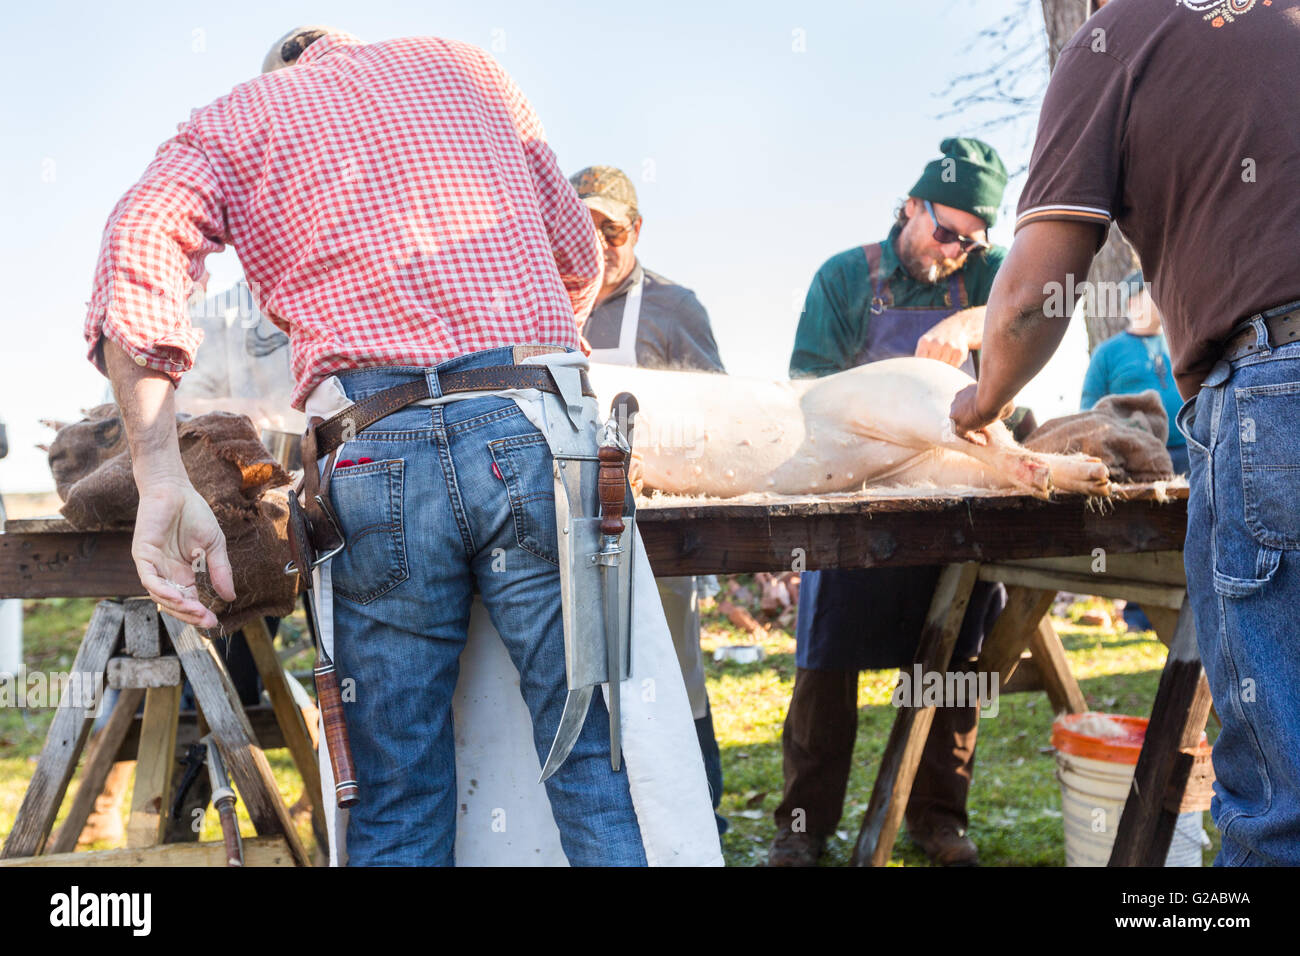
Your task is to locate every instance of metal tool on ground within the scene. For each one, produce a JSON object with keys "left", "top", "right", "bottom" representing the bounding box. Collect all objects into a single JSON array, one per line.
[{"left": 201, "top": 734, "right": 243, "bottom": 867}]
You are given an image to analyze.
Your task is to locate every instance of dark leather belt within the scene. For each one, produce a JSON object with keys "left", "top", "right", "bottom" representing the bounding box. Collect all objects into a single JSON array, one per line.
[
  {"left": 309, "top": 364, "right": 595, "bottom": 461},
  {"left": 286, "top": 360, "right": 595, "bottom": 578},
  {"left": 1220, "top": 299, "right": 1300, "bottom": 363}
]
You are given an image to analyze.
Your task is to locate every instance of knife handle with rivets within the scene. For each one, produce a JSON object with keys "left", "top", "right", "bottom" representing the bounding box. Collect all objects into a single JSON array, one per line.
[{"left": 598, "top": 443, "right": 626, "bottom": 536}]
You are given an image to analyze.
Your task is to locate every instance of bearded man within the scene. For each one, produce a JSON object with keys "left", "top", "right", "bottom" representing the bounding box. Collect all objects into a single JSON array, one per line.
[{"left": 773, "top": 138, "right": 1010, "bottom": 867}]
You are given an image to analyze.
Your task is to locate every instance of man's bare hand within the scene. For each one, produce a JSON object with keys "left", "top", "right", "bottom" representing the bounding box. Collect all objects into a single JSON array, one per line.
[
  {"left": 916, "top": 324, "right": 968, "bottom": 368},
  {"left": 916, "top": 308, "right": 983, "bottom": 368},
  {"left": 949, "top": 383, "right": 1014, "bottom": 446},
  {"left": 132, "top": 479, "right": 236, "bottom": 629}
]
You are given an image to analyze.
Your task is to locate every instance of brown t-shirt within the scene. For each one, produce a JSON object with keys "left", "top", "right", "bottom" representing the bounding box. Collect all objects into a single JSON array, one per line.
[{"left": 1017, "top": 0, "right": 1300, "bottom": 397}]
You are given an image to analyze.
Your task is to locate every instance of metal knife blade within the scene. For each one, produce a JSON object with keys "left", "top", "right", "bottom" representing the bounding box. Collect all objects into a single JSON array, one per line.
[{"left": 538, "top": 684, "right": 594, "bottom": 782}]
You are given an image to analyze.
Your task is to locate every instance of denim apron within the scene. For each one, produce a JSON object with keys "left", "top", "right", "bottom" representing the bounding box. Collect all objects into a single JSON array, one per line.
[
  {"left": 854, "top": 241, "right": 975, "bottom": 376},
  {"left": 796, "top": 242, "right": 997, "bottom": 670}
]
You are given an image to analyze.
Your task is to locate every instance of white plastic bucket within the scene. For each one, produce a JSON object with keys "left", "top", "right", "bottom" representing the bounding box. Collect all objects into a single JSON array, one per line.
[{"left": 1053, "top": 712, "right": 1208, "bottom": 867}]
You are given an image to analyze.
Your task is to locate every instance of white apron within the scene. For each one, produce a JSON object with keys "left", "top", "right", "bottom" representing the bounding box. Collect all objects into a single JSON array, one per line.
[
  {"left": 586, "top": 271, "right": 644, "bottom": 367},
  {"left": 304, "top": 350, "right": 721, "bottom": 867}
]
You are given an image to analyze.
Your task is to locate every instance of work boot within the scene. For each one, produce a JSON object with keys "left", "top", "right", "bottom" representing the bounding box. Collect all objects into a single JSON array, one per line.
[
  {"left": 767, "top": 826, "right": 828, "bottom": 867},
  {"left": 905, "top": 699, "right": 980, "bottom": 866},
  {"left": 907, "top": 819, "right": 978, "bottom": 867}
]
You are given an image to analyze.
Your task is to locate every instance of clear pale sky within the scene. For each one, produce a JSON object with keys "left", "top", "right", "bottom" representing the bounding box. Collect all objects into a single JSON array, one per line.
[{"left": 0, "top": 0, "right": 1090, "bottom": 493}]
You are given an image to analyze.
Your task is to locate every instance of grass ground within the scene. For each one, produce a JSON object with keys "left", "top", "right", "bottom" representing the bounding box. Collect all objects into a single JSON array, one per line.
[
  {"left": 0, "top": 587, "right": 1218, "bottom": 865},
  {"left": 701, "top": 584, "right": 1220, "bottom": 867}
]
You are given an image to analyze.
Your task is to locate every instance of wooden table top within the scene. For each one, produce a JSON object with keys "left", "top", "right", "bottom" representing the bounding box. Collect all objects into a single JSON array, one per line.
[
  {"left": 0, "top": 483, "right": 1188, "bottom": 596},
  {"left": 635, "top": 482, "right": 1187, "bottom": 575}
]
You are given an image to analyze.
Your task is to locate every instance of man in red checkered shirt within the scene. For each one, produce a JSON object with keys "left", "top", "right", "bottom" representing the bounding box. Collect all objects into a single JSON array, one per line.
[{"left": 86, "top": 27, "right": 648, "bottom": 865}]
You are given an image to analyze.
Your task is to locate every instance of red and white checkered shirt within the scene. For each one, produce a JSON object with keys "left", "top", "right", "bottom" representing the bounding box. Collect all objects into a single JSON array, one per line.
[{"left": 85, "top": 32, "right": 601, "bottom": 409}]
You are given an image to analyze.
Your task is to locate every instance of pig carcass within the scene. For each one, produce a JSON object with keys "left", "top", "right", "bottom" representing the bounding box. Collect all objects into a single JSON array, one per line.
[{"left": 586, "top": 357, "right": 1110, "bottom": 499}]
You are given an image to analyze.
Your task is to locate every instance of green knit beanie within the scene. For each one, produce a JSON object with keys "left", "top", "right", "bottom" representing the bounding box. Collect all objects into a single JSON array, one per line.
[{"left": 909, "top": 137, "right": 1008, "bottom": 228}]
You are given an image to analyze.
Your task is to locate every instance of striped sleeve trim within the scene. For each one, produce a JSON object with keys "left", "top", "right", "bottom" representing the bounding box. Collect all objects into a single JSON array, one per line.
[{"left": 1015, "top": 204, "right": 1112, "bottom": 232}]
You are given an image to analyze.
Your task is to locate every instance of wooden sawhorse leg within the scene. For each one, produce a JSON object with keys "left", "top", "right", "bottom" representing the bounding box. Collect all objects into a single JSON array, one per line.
[
  {"left": 1027, "top": 617, "right": 1088, "bottom": 715},
  {"left": 974, "top": 582, "right": 1088, "bottom": 715},
  {"left": 852, "top": 562, "right": 979, "bottom": 866},
  {"left": 1108, "top": 605, "right": 1212, "bottom": 866},
  {"left": 1, "top": 601, "right": 123, "bottom": 859},
  {"left": 162, "top": 615, "right": 311, "bottom": 866},
  {"left": 241, "top": 616, "right": 327, "bottom": 851},
  {"left": 2, "top": 599, "right": 313, "bottom": 866},
  {"left": 975, "top": 585, "right": 1058, "bottom": 691},
  {"left": 46, "top": 687, "right": 144, "bottom": 854}
]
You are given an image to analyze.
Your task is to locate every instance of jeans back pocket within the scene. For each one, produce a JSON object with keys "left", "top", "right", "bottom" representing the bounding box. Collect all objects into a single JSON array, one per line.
[
  {"left": 1236, "top": 382, "right": 1300, "bottom": 549},
  {"left": 328, "top": 458, "right": 409, "bottom": 604},
  {"left": 488, "top": 434, "right": 570, "bottom": 566}
]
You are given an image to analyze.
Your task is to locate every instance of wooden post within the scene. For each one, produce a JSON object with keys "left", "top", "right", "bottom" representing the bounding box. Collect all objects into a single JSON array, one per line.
[
  {"left": 126, "top": 684, "right": 182, "bottom": 848},
  {"left": 1, "top": 600, "right": 123, "bottom": 859},
  {"left": 124, "top": 598, "right": 161, "bottom": 658},
  {"left": 853, "top": 562, "right": 979, "bottom": 867},
  {"left": 162, "top": 615, "right": 311, "bottom": 866},
  {"left": 1108, "top": 606, "right": 1213, "bottom": 866}
]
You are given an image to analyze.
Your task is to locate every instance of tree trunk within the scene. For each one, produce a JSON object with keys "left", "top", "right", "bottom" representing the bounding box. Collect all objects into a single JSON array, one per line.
[
  {"left": 1039, "top": 0, "right": 1088, "bottom": 68},
  {"left": 1039, "top": 0, "right": 1140, "bottom": 353}
]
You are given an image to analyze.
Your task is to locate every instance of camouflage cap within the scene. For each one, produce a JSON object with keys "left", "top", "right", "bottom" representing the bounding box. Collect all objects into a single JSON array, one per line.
[{"left": 569, "top": 166, "right": 639, "bottom": 223}]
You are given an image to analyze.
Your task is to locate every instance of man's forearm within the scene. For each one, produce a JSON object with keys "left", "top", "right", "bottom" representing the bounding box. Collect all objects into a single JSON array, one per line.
[
  {"left": 952, "top": 305, "right": 987, "bottom": 350},
  {"left": 974, "top": 299, "right": 1070, "bottom": 418},
  {"left": 974, "top": 221, "right": 1102, "bottom": 419},
  {"left": 102, "top": 339, "right": 187, "bottom": 487}
]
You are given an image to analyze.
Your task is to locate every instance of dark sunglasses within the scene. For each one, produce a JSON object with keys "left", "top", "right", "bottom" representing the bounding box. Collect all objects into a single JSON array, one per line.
[
  {"left": 924, "top": 200, "right": 988, "bottom": 254},
  {"left": 599, "top": 220, "right": 635, "bottom": 247}
]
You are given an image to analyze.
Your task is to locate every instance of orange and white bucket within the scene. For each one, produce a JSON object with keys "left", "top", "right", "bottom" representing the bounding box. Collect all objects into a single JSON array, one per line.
[{"left": 1051, "top": 712, "right": 1209, "bottom": 867}]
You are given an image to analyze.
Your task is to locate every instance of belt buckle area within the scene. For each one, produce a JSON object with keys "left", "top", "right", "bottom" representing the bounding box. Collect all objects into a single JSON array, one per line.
[{"left": 1226, "top": 302, "right": 1300, "bottom": 358}]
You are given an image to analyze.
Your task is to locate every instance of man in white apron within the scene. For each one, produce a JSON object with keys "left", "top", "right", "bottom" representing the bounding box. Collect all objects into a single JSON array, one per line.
[
  {"left": 570, "top": 165, "right": 729, "bottom": 833},
  {"left": 84, "top": 26, "right": 719, "bottom": 867}
]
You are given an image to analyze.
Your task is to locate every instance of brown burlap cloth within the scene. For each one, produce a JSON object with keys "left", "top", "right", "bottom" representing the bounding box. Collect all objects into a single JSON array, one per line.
[
  {"left": 48, "top": 405, "right": 299, "bottom": 633},
  {"left": 1023, "top": 389, "right": 1174, "bottom": 483}
]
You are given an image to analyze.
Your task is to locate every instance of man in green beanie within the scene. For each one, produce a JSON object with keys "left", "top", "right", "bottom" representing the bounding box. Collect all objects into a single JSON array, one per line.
[{"left": 771, "top": 138, "right": 1010, "bottom": 867}]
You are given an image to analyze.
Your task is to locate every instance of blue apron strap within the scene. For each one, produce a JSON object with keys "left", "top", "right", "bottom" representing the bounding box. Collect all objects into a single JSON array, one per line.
[{"left": 863, "top": 242, "right": 890, "bottom": 315}]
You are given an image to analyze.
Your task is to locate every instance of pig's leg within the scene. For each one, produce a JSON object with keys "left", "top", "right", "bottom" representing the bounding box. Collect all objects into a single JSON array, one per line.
[{"left": 937, "top": 424, "right": 1110, "bottom": 497}]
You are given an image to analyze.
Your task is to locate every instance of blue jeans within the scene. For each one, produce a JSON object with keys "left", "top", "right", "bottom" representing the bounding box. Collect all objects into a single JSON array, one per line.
[
  {"left": 326, "top": 348, "right": 645, "bottom": 866},
  {"left": 1178, "top": 327, "right": 1300, "bottom": 866}
]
